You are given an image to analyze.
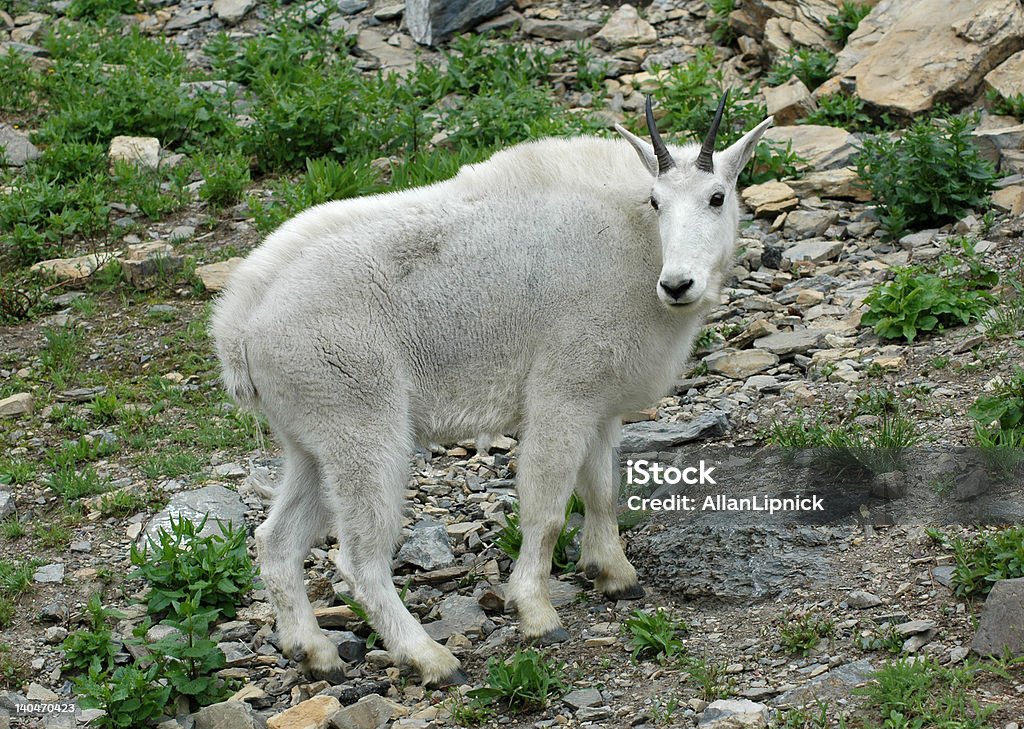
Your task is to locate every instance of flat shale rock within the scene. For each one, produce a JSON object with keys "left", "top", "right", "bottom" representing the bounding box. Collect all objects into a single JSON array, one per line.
[
  {"left": 620, "top": 410, "right": 730, "bottom": 452},
  {"left": 972, "top": 577, "right": 1024, "bottom": 657},
  {"left": 763, "top": 125, "right": 858, "bottom": 171}
]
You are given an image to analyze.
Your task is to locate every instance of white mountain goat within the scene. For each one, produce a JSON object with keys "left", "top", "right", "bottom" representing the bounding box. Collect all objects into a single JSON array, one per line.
[{"left": 211, "top": 94, "right": 772, "bottom": 687}]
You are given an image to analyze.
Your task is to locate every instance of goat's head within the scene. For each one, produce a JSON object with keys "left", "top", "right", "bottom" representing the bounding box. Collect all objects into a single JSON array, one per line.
[{"left": 616, "top": 93, "right": 773, "bottom": 309}]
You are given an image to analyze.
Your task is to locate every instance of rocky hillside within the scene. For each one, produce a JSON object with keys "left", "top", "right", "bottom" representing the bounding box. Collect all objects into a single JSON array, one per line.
[{"left": 1, "top": 0, "right": 1023, "bottom": 728}]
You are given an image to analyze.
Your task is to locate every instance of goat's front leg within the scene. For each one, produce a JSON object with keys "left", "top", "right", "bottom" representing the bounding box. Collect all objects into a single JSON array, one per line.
[
  {"left": 576, "top": 417, "right": 643, "bottom": 600},
  {"left": 505, "top": 414, "right": 592, "bottom": 643}
]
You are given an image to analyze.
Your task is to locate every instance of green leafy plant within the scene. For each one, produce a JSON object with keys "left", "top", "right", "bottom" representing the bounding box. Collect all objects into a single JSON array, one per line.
[
  {"left": 706, "top": 0, "right": 736, "bottom": 45},
  {"left": 624, "top": 608, "right": 686, "bottom": 662},
  {"left": 683, "top": 656, "right": 733, "bottom": 701},
  {"left": 74, "top": 664, "right": 170, "bottom": 729},
  {"left": 854, "top": 624, "right": 905, "bottom": 655},
  {"left": 467, "top": 649, "right": 567, "bottom": 712},
  {"left": 861, "top": 265, "right": 996, "bottom": 343},
  {"left": 987, "top": 88, "right": 1024, "bottom": 120},
  {"left": 0, "top": 457, "right": 34, "bottom": 486},
  {"left": 968, "top": 367, "right": 1024, "bottom": 451},
  {"left": 780, "top": 611, "right": 835, "bottom": 656},
  {"left": 946, "top": 526, "right": 1024, "bottom": 598},
  {"left": 143, "top": 597, "right": 231, "bottom": 707},
  {"left": 66, "top": 0, "right": 139, "bottom": 20},
  {"left": 129, "top": 514, "right": 257, "bottom": 619},
  {"left": 766, "top": 48, "right": 836, "bottom": 90},
  {"left": 856, "top": 657, "right": 995, "bottom": 727},
  {"left": 196, "top": 151, "right": 252, "bottom": 209},
  {"left": 827, "top": 1, "right": 872, "bottom": 45},
  {"left": 854, "top": 113, "right": 997, "bottom": 239},
  {"left": 803, "top": 92, "right": 879, "bottom": 132},
  {"left": 62, "top": 594, "right": 123, "bottom": 674}
]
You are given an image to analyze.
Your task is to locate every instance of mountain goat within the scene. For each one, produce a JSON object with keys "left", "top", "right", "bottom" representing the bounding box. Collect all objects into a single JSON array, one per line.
[{"left": 211, "top": 94, "right": 772, "bottom": 686}]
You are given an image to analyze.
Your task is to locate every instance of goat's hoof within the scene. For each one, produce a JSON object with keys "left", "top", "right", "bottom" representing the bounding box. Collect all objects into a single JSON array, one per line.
[
  {"left": 533, "top": 627, "right": 570, "bottom": 646},
  {"left": 290, "top": 647, "right": 308, "bottom": 663},
  {"left": 309, "top": 663, "right": 348, "bottom": 684},
  {"left": 430, "top": 668, "right": 469, "bottom": 688},
  {"left": 583, "top": 564, "right": 601, "bottom": 581},
  {"left": 605, "top": 583, "right": 645, "bottom": 600}
]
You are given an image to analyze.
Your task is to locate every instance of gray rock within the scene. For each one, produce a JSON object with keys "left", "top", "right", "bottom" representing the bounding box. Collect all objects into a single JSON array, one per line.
[
  {"left": 847, "top": 590, "right": 882, "bottom": 608},
  {"left": 396, "top": 519, "right": 454, "bottom": 570},
  {"left": 575, "top": 706, "right": 612, "bottom": 721},
  {"left": 563, "top": 688, "right": 603, "bottom": 709},
  {"left": 785, "top": 209, "right": 839, "bottom": 238},
  {"left": 763, "top": 76, "right": 816, "bottom": 126},
  {"left": 43, "top": 626, "right": 67, "bottom": 644},
  {"left": 895, "top": 619, "right": 936, "bottom": 636},
  {"left": 620, "top": 411, "right": 730, "bottom": 452},
  {"left": 108, "top": 135, "right": 161, "bottom": 171},
  {"left": 774, "top": 659, "right": 875, "bottom": 708},
  {"left": 0, "top": 124, "right": 40, "bottom": 166},
  {"left": 405, "top": 0, "right": 511, "bottom": 46},
  {"left": 933, "top": 565, "right": 955, "bottom": 587},
  {"left": 782, "top": 239, "right": 844, "bottom": 264},
  {"left": 971, "top": 577, "right": 1024, "bottom": 657},
  {"left": 325, "top": 630, "right": 366, "bottom": 663},
  {"left": 699, "top": 698, "right": 769, "bottom": 727},
  {"left": 423, "top": 594, "right": 487, "bottom": 640},
  {"left": 196, "top": 258, "right": 244, "bottom": 293},
  {"left": 218, "top": 641, "right": 255, "bottom": 665},
  {"left": 753, "top": 329, "right": 825, "bottom": 356},
  {"left": 55, "top": 386, "right": 106, "bottom": 403},
  {"left": 985, "top": 48, "right": 1024, "bottom": 98},
  {"left": 0, "top": 393, "right": 32, "bottom": 418},
  {"left": 521, "top": 17, "right": 600, "bottom": 40},
  {"left": 763, "top": 125, "right": 858, "bottom": 172},
  {"left": 0, "top": 492, "right": 13, "bottom": 520},
  {"left": 213, "top": 462, "right": 247, "bottom": 479},
  {"left": 548, "top": 578, "right": 580, "bottom": 607},
  {"left": 899, "top": 229, "right": 938, "bottom": 250},
  {"left": 373, "top": 3, "right": 404, "bottom": 20},
  {"left": 337, "top": 0, "right": 367, "bottom": 14},
  {"left": 33, "top": 563, "right": 64, "bottom": 583},
  {"left": 142, "top": 484, "right": 247, "bottom": 543},
  {"left": 194, "top": 699, "right": 257, "bottom": 729},
  {"left": 704, "top": 349, "right": 779, "bottom": 380},
  {"left": 212, "top": 0, "right": 255, "bottom": 24},
  {"left": 592, "top": 3, "right": 656, "bottom": 50},
  {"left": 169, "top": 225, "right": 195, "bottom": 243},
  {"left": 164, "top": 5, "right": 212, "bottom": 30},
  {"left": 329, "top": 693, "right": 404, "bottom": 729},
  {"left": 70, "top": 540, "right": 92, "bottom": 553}
]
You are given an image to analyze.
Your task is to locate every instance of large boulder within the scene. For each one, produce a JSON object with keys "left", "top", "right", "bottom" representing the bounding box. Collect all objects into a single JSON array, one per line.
[
  {"left": 406, "top": 0, "right": 511, "bottom": 46},
  {"left": 834, "top": 0, "right": 1024, "bottom": 117}
]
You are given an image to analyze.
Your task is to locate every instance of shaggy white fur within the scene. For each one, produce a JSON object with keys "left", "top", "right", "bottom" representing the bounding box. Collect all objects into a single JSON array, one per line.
[{"left": 210, "top": 112, "right": 772, "bottom": 686}]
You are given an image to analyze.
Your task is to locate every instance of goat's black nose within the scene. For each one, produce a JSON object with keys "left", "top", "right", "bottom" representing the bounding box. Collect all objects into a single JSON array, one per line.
[{"left": 660, "top": 278, "right": 694, "bottom": 300}]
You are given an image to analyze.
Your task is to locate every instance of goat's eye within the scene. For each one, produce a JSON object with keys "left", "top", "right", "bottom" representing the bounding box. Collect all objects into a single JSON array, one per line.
[
  {"left": 650, "top": 196, "right": 659, "bottom": 210},
  {"left": 709, "top": 191, "right": 725, "bottom": 207}
]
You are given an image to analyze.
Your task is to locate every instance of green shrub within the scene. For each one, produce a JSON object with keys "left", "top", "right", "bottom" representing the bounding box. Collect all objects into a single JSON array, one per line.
[
  {"left": 968, "top": 367, "right": 1024, "bottom": 447},
  {"left": 624, "top": 608, "right": 686, "bottom": 662},
  {"left": 780, "top": 612, "right": 834, "bottom": 656},
  {"left": 143, "top": 597, "right": 231, "bottom": 707},
  {"left": 766, "top": 48, "right": 836, "bottom": 90},
  {"left": 467, "top": 649, "right": 566, "bottom": 712},
  {"left": 196, "top": 151, "right": 251, "bottom": 209},
  {"left": 856, "top": 657, "right": 995, "bottom": 727},
  {"left": 861, "top": 265, "right": 996, "bottom": 343},
  {"left": 802, "top": 92, "right": 886, "bottom": 132},
  {"left": 827, "top": 1, "right": 872, "bottom": 45},
  {"left": 854, "top": 113, "right": 997, "bottom": 239},
  {"left": 62, "top": 595, "right": 122, "bottom": 674},
  {"left": 987, "top": 88, "right": 1024, "bottom": 120},
  {"left": 706, "top": 0, "right": 737, "bottom": 45},
  {"left": 66, "top": 0, "right": 139, "bottom": 20},
  {"left": 0, "top": 50, "right": 40, "bottom": 115},
  {"left": 74, "top": 664, "right": 170, "bottom": 729},
  {"left": 948, "top": 526, "right": 1024, "bottom": 598},
  {"left": 129, "top": 514, "right": 257, "bottom": 619}
]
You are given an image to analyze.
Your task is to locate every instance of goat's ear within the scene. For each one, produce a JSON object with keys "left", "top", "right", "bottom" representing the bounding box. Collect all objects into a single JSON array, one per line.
[
  {"left": 615, "top": 124, "right": 658, "bottom": 177},
  {"left": 718, "top": 116, "right": 774, "bottom": 182}
]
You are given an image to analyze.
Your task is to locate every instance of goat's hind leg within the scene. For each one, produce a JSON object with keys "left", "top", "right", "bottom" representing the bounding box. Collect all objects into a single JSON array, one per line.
[
  {"left": 576, "top": 417, "right": 643, "bottom": 600},
  {"left": 254, "top": 441, "right": 345, "bottom": 682},
  {"left": 321, "top": 434, "right": 464, "bottom": 687}
]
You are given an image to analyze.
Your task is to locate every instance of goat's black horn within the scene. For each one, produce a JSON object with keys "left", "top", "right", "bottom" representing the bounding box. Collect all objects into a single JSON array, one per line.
[
  {"left": 696, "top": 90, "right": 729, "bottom": 174},
  {"left": 644, "top": 95, "right": 675, "bottom": 175}
]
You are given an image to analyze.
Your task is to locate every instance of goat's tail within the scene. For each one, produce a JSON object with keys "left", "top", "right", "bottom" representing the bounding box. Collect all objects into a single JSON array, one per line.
[{"left": 219, "top": 338, "right": 260, "bottom": 410}]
